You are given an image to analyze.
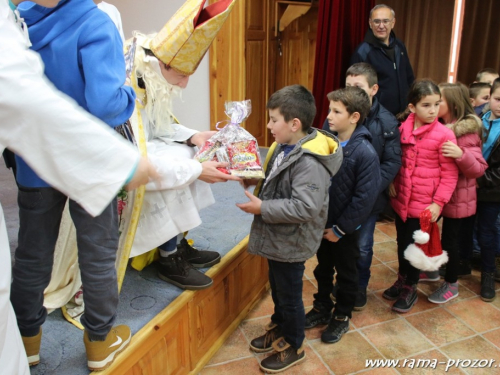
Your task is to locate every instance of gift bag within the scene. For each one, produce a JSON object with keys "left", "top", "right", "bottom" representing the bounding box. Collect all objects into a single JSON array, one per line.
[{"left": 195, "top": 100, "right": 265, "bottom": 179}]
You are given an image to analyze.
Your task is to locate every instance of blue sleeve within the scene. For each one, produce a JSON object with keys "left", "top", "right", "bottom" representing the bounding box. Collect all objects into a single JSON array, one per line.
[{"left": 79, "top": 20, "right": 135, "bottom": 127}]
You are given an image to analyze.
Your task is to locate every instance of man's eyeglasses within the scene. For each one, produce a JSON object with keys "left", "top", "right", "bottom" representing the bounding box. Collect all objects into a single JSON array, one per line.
[{"left": 371, "top": 19, "right": 393, "bottom": 26}]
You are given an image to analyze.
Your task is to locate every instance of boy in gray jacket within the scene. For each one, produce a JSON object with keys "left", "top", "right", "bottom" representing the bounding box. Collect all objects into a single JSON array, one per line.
[{"left": 237, "top": 85, "right": 342, "bottom": 373}]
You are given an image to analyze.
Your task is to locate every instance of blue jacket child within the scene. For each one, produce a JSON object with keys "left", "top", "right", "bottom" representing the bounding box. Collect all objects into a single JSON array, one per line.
[
  {"left": 10, "top": 0, "right": 137, "bottom": 370},
  {"left": 16, "top": 0, "right": 136, "bottom": 188}
]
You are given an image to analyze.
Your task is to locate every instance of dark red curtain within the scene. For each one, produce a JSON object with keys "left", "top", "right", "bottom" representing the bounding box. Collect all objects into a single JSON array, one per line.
[{"left": 312, "top": 0, "right": 375, "bottom": 127}]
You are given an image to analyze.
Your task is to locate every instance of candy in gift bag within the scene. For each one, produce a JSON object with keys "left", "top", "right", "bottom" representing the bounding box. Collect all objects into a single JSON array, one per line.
[{"left": 195, "top": 100, "right": 264, "bottom": 179}]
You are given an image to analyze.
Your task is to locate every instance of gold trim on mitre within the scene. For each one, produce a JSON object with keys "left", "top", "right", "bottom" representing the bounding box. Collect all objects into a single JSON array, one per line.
[{"left": 150, "top": 0, "right": 236, "bottom": 76}]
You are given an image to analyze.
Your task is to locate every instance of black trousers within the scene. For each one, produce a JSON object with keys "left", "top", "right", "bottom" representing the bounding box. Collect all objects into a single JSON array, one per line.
[{"left": 313, "top": 231, "right": 360, "bottom": 319}]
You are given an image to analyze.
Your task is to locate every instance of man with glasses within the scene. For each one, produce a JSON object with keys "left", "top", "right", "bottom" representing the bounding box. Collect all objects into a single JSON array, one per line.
[{"left": 351, "top": 4, "right": 414, "bottom": 116}]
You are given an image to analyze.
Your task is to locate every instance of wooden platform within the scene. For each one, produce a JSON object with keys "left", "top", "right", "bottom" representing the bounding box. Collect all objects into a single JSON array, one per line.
[{"left": 95, "top": 236, "right": 269, "bottom": 375}]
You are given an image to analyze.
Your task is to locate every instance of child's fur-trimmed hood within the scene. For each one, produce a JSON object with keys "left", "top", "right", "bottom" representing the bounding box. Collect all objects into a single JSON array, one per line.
[{"left": 446, "top": 115, "right": 483, "bottom": 139}]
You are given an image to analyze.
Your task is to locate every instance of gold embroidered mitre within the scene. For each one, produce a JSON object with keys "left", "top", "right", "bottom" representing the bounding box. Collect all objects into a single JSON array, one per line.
[{"left": 149, "top": 0, "right": 236, "bottom": 76}]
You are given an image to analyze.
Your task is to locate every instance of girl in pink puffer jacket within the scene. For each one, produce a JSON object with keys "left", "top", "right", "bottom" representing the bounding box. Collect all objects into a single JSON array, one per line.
[
  {"left": 384, "top": 80, "right": 459, "bottom": 313},
  {"left": 426, "top": 83, "right": 487, "bottom": 305}
]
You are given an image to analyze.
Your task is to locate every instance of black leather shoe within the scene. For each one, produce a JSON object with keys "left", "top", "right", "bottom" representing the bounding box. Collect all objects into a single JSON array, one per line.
[
  {"left": 249, "top": 322, "right": 282, "bottom": 353},
  {"left": 481, "top": 272, "right": 496, "bottom": 302},
  {"left": 259, "top": 338, "right": 305, "bottom": 373},
  {"left": 178, "top": 238, "right": 221, "bottom": 268},
  {"left": 392, "top": 284, "right": 418, "bottom": 313},
  {"left": 457, "top": 260, "right": 472, "bottom": 278},
  {"left": 321, "top": 315, "right": 349, "bottom": 344},
  {"left": 354, "top": 289, "right": 367, "bottom": 311},
  {"left": 158, "top": 253, "right": 213, "bottom": 290},
  {"left": 304, "top": 308, "right": 331, "bottom": 329}
]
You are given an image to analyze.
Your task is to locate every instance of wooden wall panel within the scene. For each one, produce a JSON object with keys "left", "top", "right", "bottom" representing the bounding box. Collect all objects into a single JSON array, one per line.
[
  {"left": 209, "top": 0, "right": 246, "bottom": 129},
  {"left": 245, "top": 0, "right": 268, "bottom": 146}
]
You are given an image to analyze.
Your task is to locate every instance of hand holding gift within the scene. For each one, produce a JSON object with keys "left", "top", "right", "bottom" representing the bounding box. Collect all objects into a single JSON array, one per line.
[{"left": 195, "top": 100, "right": 265, "bottom": 179}]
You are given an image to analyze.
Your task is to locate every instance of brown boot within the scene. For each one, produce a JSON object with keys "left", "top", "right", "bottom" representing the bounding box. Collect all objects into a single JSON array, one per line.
[
  {"left": 249, "top": 322, "right": 282, "bottom": 353},
  {"left": 22, "top": 328, "right": 42, "bottom": 366},
  {"left": 259, "top": 337, "right": 306, "bottom": 373}
]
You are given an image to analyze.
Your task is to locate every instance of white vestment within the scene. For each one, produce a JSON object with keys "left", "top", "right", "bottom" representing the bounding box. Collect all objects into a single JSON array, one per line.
[
  {"left": 0, "top": 1, "right": 140, "bottom": 372},
  {"left": 130, "top": 111, "right": 215, "bottom": 257}
]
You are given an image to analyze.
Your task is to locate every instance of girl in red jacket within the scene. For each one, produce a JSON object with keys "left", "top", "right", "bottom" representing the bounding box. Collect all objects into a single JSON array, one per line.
[
  {"left": 428, "top": 83, "right": 487, "bottom": 304},
  {"left": 386, "top": 80, "right": 459, "bottom": 313}
]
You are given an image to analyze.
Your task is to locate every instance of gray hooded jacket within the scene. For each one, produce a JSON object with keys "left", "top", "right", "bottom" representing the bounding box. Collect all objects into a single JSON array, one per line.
[{"left": 248, "top": 128, "right": 342, "bottom": 262}]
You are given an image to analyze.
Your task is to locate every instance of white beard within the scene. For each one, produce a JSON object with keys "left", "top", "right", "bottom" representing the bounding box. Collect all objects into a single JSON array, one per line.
[{"left": 134, "top": 45, "right": 183, "bottom": 139}]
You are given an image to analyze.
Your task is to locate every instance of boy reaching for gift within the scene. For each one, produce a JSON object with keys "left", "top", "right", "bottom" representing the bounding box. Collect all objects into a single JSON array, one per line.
[{"left": 237, "top": 84, "right": 342, "bottom": 373}]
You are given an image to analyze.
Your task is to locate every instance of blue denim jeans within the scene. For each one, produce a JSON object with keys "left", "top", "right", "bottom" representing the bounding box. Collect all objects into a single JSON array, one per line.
[
  {"left": 472, "top": 214, "right": 500, "bottom": 256},
  {"left": 477, "top": 202, "right": 500, "bottom": 273},
  {"left": 268, "top": 259, "right": 305, "bottom": 350},
  {"left": 356, "top": 213, "right": 378, "bottom": 289}
]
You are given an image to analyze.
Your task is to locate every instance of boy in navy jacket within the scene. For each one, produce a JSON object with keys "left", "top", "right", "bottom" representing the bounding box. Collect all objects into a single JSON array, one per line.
[{"left": 306, "top": 86, "right": 381, "bottom": 344}]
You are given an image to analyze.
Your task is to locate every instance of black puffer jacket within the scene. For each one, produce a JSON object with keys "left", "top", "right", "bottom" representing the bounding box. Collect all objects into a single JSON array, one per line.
[
  {"left": 350, "top": 30, "right": 415, "bottom": 116},
  {"left": 327, "top": 125, "right": 381, "bottom": 235},
  {"left": 323, "top": 97, "right": 401, "bottom": 214}
]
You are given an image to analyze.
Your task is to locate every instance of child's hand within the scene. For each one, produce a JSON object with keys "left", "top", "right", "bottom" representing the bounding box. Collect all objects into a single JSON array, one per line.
[
  {"left": 442, "top": 141, "right": 463, "bottom": 159},
  {"left": 323, "top": 228, "right": 340, "bottom": 242},
  {"left": 236, "top": 190, "right": 262, "bottom": 214},
  {"left": 425, "top": 202, "right": 441, "bottom": 222},
  {"left": 388, "top": 182, "right": 396, "bottom": 197},
  {"left": 190, "top": 131, "right": 217, "bottom": 148}
]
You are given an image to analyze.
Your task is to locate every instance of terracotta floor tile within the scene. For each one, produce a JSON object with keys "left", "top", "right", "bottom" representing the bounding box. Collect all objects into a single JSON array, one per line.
[
  {"left": 200, "top": 356, "right": 261, "bottom": 375},
  {"left": 302, "top": 279, "right": 318, "bottom": 308},
  {"left": 374, "top": 228, "right": 393, "bottom": 243},
  {"left": 310, "top": 331, "right": 383, "bottom": 374},
  {"left": 372, "top": 256, "right": 382, "bottom": 266},
  {"left": 373, "top": 241, "right": 398, "bottom": 263},
  {"left": 240, "top": 317, "right": 272, "bottom": 345},
  {"left": 440, "top": 336, "right": 500, "bottom": 375},
  {"left": 405, "top": 309, "right": 475, "bottom": 347},
  {"left": 398, "top": 349, "right": 464, "bottom": 375},
  {"left": 377, "top": 223, "right": 398, "bottom": 239},
  {"left": 446, "top": 298, "right": 500, "bottom": 332},
  {"left": 246, "top": 290, "right": 274, "bottom": 319},
  {"left": 483, "top": 328, "right": 500, "bottom": 349},
  {"left": 304, "top": 257, "right": 318, "bottom": 280},
  {"left": 350, "top": 293, "right": 400, "bottom": 328},
  {"left": 208, "top": 328, "right": 253, "bottom": 365},
  {"left": 362, "top": 319, "right": 432, "bottom": 359},
  {"left": 360, "top": 368, "right": 399, "bottom": 375},
  {"left": 258, "top": 344, "right": 331, "bottom": 375},
  {"left": 385, "top": 261, "right": 399, "bottom": 273},
  {"left": 458, "top": 274, "right": 482, "bottom": 295},
  {"left": 368, "top": 264, "right": 398, "bottom": 291}
]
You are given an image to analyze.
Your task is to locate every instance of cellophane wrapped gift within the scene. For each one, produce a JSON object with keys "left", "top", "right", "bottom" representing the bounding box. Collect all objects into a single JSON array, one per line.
[{"left": 195, "top": 100, "right": 265, "bottom": 179}]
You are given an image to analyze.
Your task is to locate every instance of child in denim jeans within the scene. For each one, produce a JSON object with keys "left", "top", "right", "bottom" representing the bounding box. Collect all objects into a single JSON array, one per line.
[{"left": 237, "top": 85, "right": 341, "bottom": 373}]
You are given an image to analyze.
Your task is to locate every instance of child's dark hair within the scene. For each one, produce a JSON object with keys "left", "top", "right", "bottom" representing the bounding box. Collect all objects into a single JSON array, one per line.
[
  {"left": 476, "top": 68, "right": 499, "bottom": 82},
  {"left": 396, "top": 80, "right": 441, "bottom": 122},
  {"left": 491, "top": 78, "right": 500, "bottom": 95},
  {"left": 327, "top": 86, "right": 371, "bottom": 125},
  {"left": 267, "top": 85, "right": 316, "bottom": 132},
  {"left": 346, "top": 63, "right": 378, "bottom": 87},
  {"left": 469, "top": 82, "right": 491, "bottom": 99}
]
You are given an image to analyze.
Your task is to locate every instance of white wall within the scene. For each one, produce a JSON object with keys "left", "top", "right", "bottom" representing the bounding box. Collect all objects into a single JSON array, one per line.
[{"left": 105, "top": 0, "right": 210, "bottom": 131}]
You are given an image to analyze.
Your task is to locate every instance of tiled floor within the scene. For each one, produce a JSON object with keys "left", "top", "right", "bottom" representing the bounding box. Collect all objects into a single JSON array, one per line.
[{"left": 201, "top": 221, "right": 500, "bottom": 375}]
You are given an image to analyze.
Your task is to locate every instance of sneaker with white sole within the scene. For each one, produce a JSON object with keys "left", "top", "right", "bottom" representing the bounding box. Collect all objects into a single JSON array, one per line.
[
  {"left": 84, "top": 325, "right": 131, "bottom": 371},
  {"left": 419, "top": 271, "right": 440, "bottom": 282},
  {"left": 428, "top": 281, "right": 458, "bottom": 304},
  {"left": 22, "top": 328, "right": 42, "bottom": 366}
]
